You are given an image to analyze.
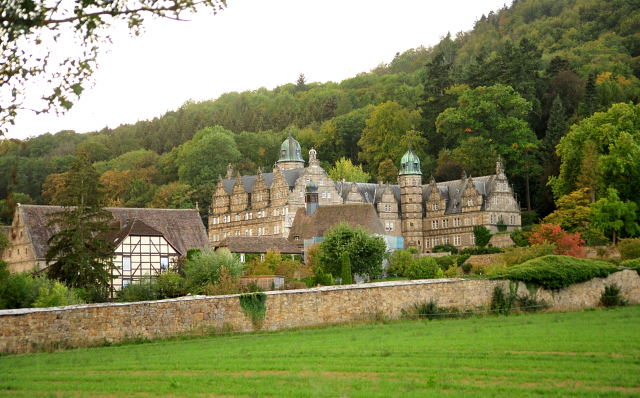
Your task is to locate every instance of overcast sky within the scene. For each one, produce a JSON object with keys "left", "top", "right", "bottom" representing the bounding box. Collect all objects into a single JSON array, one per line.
[{"left": 5, "top": 0, "right": 504, "bottom": 140}]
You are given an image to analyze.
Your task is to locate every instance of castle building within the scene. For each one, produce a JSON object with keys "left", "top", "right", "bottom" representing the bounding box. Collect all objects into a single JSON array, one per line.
[{"left": 208, "top": 135, "right": 521, "bottom": 252}]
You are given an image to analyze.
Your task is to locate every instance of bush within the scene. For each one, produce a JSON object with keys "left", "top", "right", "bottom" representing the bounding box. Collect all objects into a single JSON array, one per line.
[
  {"left": 238, "top": 292, "right": 267, "bottom": 329},
  {"left": 600, "top": 283, "right": 628, "bottom": 307},
  {"left": 117, "top": 279, "right": 159, "bottom": 302},
  {"left": 184, "top": 249, "right": 244, "bottom": 294},
  {"left": 404, "top": 257, "right": 441, "bottom": 279},
  {"left": 434, "top": 255, "right": 455, "bottom": 271},
  {"left": 502, "top": 243, "right": 556, "bottom": 267},
  {"left": 388, "top": 249, "right": 413, "bottom": 275},
  {"left": 402, "top": 299, "right": 471, "bottom": 320},
  {"left": 460, "top": 247, "right": 503, "bottom": 255},
  {"left": 529, "top": 224, "right": 585, "bottom": 257},
  {"left": 495, "top": 255, "right": 620, "bottom": 290},
  {"left": 433, "top": 244, "right": 458, "bottom": 254},
  {"left": 473, "top": 226, "right": 493, "bottom": 248},
  {"left": 33, "top": 280, "right": 84, "bottom": 308},
  {"left": 274, "top": 260, "right": 313, "bottom": 284},
  {"left": 490, "top": 286, "right": 513, "bottom": 315},
  {"left": 620, "top": 258, "right": 640, "bottom": 275},
  {"left": 341, "top": 251, "right": 352, "bottom": 284},
  {"left": 155, "top": 270, "right": 186, "bottom": 299},
  {"left": 311, "top": 267, "right": 334, "bottom": 286},
  {"left": 510, "top": 229, "right": 530, "bottom": 247},
  {"left": 618, "top": 238, "right": 640, "bottom": 260},
  {"left": 201, "top": 268, "right": 241, "bottom": 295}
]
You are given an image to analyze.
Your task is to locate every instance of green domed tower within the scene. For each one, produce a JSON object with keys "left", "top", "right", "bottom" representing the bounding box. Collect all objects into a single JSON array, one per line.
[
  {"left": 398, "top": 143, "right": 424, "bottom": 251},
  {"left": 276, "top": 129, "right": 305, "bottom": 170}
]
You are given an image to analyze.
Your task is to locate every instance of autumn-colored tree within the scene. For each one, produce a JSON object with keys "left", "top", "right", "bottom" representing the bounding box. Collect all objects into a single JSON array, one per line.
[
  {"left": 100, "top": 169, "right": 134, "bottom": 206},
  {"left": 41, "top": 173, "right": 68, "bottom": 205},
  {"left": 542, "top": 188, "right": 591, "bottom": 233},
  {"left": 148, "top": 182, "right": 193, "bottom": 209},
  {"left": 377, "top": 159, "right": 398, "bottom": 184},
  {"left": 529, "top": 223, "right": 585, "bottom": 258}
]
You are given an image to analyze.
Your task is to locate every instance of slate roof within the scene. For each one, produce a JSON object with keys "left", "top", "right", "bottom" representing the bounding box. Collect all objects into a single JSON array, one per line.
[
  {"left": 288, "top": 203, "right": 385, "bottom": 242},
  {"left": 422, "top": 176, "right": 495, "bottom": 214},
  {"left": 216, "top": 236, "right": 301, "bottom": 254},
  {"left": 220, "top": 168, "right": 305, "bottom": 194},
  {"left": 16, "top": 205, "right": 209, "bottom": 260}
]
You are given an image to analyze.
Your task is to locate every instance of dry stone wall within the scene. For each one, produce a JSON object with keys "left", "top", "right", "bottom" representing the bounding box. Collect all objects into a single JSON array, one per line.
[{"left": 1, "top": 270, "right": 639, "bottom": 355}]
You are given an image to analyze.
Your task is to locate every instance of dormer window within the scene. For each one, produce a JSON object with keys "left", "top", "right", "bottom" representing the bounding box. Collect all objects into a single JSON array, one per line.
[{"left": 281, "top": 150, "right": 286, "bottom": 157}]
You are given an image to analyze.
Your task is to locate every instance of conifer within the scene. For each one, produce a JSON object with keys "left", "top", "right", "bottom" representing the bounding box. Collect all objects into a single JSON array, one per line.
[
  {"left": 45, "top": 150, "right": 115, "bottom": 291},
  {"left": 341, "top": 251, "right": 352, "bottom": 285}
]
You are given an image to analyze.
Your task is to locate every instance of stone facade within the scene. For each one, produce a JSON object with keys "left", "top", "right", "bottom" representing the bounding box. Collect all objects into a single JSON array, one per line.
[
  {"left": 2, "top": 270, "right": 638, "bottom": 355},
  {"left": 1, "top": 209, "right": 42, "bottom": 272},
  {"left": 209, "top": 136, "right": 521, "bottom": 253}
]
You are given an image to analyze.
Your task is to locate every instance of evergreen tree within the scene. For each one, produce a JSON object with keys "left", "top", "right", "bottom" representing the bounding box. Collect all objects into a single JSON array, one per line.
[
  {"left": 544, "top": 95, "right": 567, "bottom": 155},
  {"left": 581, "top": 73, "right": 598, "bottom": 117},
  {"left": 341, "top": 251, "right": 352, "bottom": 285},
  {"left": 295, "top": 73, "right": 308, "bottom": 93},
  {"left": 45, "top": 150, "right": 115, "bottom": 291}
]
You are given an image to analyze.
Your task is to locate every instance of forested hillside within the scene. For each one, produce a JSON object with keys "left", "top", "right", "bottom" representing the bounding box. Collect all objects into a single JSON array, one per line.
[{"left": 2, "top": 0, "right": 640, "bottom": 231}]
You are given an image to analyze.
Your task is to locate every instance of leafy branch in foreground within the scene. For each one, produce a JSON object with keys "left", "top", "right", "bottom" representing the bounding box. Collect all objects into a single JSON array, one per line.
[{"left": 1, "top": 0, "right": 226, "bottom": 133}]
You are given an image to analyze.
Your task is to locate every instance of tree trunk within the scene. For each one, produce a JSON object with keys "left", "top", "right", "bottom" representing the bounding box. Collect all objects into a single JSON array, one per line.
[{"left": 526, "top": 173, "right": 531, "bottom": 212}]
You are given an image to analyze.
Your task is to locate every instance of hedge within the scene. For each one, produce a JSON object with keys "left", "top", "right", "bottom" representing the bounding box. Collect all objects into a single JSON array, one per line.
[{"left": 494, "top": 255, "right": 619, "bottom": 290}]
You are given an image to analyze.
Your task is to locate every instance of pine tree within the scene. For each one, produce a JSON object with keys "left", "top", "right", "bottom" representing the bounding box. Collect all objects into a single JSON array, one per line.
[
  {"left": 581, "top": 73, "right": 598, "bottom": 117},
  {"left": 544, "top": 95, "right": 567, "bottom": 155},
  {"left": 45, "top": 150, "right": 115, "bottom": 291}
]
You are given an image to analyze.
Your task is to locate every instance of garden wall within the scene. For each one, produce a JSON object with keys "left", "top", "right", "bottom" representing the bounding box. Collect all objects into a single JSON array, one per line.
[{"left": 1, "top": 269, "right": 639, "bottom": 355}]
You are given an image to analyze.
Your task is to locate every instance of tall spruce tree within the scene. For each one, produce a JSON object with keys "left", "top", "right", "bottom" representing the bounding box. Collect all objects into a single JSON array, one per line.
[
  {"left": 45, "top": 150, "right": 115, "bottom": 291},
  {"left": 544, "top": 95, "right": 567, "bottom": 155}
]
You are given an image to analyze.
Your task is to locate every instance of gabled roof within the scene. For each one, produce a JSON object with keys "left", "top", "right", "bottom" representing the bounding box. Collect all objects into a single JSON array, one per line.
[
  {"left": 17, "top": 205, "right": 209, "bottom": 260},
  {"left": 288, "top": 203, "right": 385, "bottom": 242},
  {"left": 216, "top": 236, "right": 301, "bottom": 255},
  {"left": 220, "top": 168, "right": 304, "bottom": 194},
  {"left": 423, "top": 176, "right": 494, "bottom": 214}
]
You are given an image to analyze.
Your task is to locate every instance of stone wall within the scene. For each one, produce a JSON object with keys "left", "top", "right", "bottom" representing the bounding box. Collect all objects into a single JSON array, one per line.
[{"left": 1, "top": 270, "right": 639, "bottom": 355}]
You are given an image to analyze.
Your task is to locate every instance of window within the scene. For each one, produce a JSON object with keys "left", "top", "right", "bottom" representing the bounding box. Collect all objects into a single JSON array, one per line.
[
  {"left": 300, "top": 190, "right": 303, "bottom": 197},
  {"left": 319, "top": 179, "right": 323, "bottom": 185},
  {"left": 240, "top": 254, "right": 245, "bottom": 263},
  {"left": 443, "top": 237, "right": 450, "bottom": 244},
  {"left": 123, "top": 279, "right": 131, "bottom": 289},
  {"left": 491, "top": 214, "right": 495, "bottom": 224},
  {"left": 431, "top": 203, "right": 438, "bottom": 211},
  {"left": 473, "top": 216, "right": 478, "bottom": 225},
  {"left": 160, "top": 256, "right": 169, "bottom": 271},
  {"left": 249, "top": 229, "right": 253, "bottom": 236},
  {"left": 123, "top": 256, "right": 131, "bottom": 272},
  {"left": 327, "top": 191, "right": 331, "bottom": 198},
  {"left": 443, "top": 219, "right": 449, "bottom": 228},
  {"left": 410, "top": 222, "right": 414, "bottom": 227},
  {"left": 425, "top": 240, "right": 430, "bottom": 249},
  {"left": 385, "top": 221, "right": 394, "bottom": 231},
  {"left": 467, "top": 199, "right": 474, "bottom": 206},
  {"left": 322, "top": 191, "right": 326, "bottom": 198},
  {"left": 245, "top": 213, "right": 249, "bottom": 220},
  {"left": 454, "top": 236, "right": 461, "bottom": 246},
  {"left": 249, "top": 213, "right": 253, "bottom": 220},
  {"left": 432, "top": 220, "right": 438, "bottom": 229},
  {"left": 435, "top": 237, "right": 439, "bottom": 246},
  {"left": 465, "top": 217, "right": 470, "bottom": 226},
  {"left": 453, "top": 218, "right": 460, "bottom": 227},
  {"left": 294, "top": 236, "right": 299, "bottom": 241}
]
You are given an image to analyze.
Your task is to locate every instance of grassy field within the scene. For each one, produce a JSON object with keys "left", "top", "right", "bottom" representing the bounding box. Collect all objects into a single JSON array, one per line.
[{"left": 1, "top": 306, "right": 640, "bottom": 397}]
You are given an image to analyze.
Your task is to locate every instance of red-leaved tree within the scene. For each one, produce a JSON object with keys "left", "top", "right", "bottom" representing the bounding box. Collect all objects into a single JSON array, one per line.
[{"left": 529, "top": 223, "right": 585, "bottom": 258}]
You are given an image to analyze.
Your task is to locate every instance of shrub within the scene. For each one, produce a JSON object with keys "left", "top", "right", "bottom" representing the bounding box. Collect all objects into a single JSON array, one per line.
[
  {"left": 184, "top": 249, "right": 244, "bottom": 294},
  {"left": 388, "top": 249, "right": 414, "bottom": 275},
  {"left": 618, "top": 238, "right": 640, "bottom": 260},
  {"left": 620, "top": 258, "right": 640, "bottom": 275},
  {"left": 407, "top": 247, "right": 420, "bottom": 254},
  {"left": 311, "top": 267, "right": 334, "bottom": 286},
  {"left": 510, "top": 229, "right": 530, "bottom": 247},
  {"left": 404, "top": 257, "right": 441, "bottom": 279},
  {"left": 460, "top": 247, "right": 503, "bottom": 255},
  {"left": 201, "top": 268, "right": 241, "bottom": 295},
  {"left": 600, "top": 283, "right": 628, "bottom": 307},
  {"left": 433, "top": 244, "right": 458, "bottom": 254},
  {"left": 461, "top": 262, "right": 473, "bottom": 274},
  {"left": 473, "top": 226, "right": 492, "bottom": 248},
  {"left": 341, "top": 251, "right": 352, "bottom": 284},
  {"left": 490, "top": 286, "right": 513, "bottom": 315},
  {"left": 502, "top": 243, "right": 556, "bottom": 267},
  {"left": 33, "top": 280, "right": 84, "bottom": 308},
  {"left": 402, "top": 299, "right": 471, "bottom": 320},
  {"left": 155, "top": 270, "right": 186, "bottom": 299},
  {"left": 274, "top": 260, "right": 313, "bottom": 284},
  {"left": 495, "top": 255, "right": 619, "bottom": 290},
  {"left": 529, "top": 224, "right": 585, "bottom": 257},
  {"left": 117, "top": 279, "right": 159, "bottom": 302},
  {"left": 516, "top": 292, "right": 549, "bottom": 313},
  {"left": 434, "top": 255, "right": 455, "bottom": 271}
]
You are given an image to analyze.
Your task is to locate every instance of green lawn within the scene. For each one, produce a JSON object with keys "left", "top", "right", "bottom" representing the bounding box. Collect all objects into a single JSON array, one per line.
[{"left": 1, "top": 306, "right": 640, "bottom": 397}]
